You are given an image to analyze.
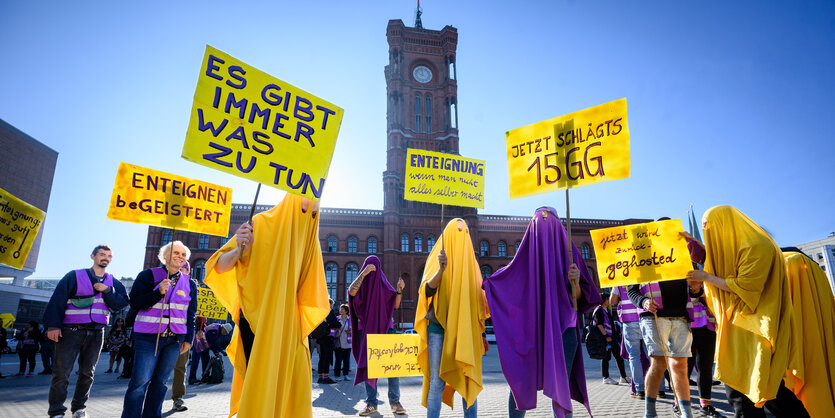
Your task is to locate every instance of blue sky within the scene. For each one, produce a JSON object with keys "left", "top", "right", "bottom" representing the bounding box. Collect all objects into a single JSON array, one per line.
[{"left": 1, "top": 1, "right": 833, "bottom": 278}]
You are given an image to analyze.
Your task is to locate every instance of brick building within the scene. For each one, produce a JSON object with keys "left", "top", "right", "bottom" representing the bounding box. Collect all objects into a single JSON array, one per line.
[{"left": 143, "top": 14, "right": 649, "bottom": 327}]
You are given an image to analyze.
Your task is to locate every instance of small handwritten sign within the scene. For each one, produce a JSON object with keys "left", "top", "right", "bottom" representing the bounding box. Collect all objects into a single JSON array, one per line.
[
  {"left": 404, "top": 149, "right": 486, "bottom": 208},
  {"left": 195, "top": 288, "right": 228, "bottom": 320},
  {"left": 107, "top": 162, "right": 232, "bottom": 236},
  {"left": 0, "top": 187, "right": 45, "bottom": 269},
  {"left": 506, "top": 98, "right": 630, "bottom": 198},
  {"left": 366, "top": 333, "right": 421, "bottom": 378},
  {"left": 182, "top": 45, "right": 344, "bottom": 200},
  {"left": 590, "top": 219, "right": 693, "bottom": 288}
]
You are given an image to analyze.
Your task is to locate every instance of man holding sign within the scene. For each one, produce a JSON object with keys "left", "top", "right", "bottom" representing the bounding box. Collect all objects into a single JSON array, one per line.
[
  {"left": 624, "top": 219, "right": 706, "bottom": 418},
  {"left": 44, "top": 245, "right": 129, "bottom": 418},
  {"left": 123, "top": 241, "right": 197, "bottom": 418}
]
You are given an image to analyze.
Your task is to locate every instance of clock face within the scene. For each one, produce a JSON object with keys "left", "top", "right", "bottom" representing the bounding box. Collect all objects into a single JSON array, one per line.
[{"left": 413, "top": 66, "right": 432, "bottom": 83}]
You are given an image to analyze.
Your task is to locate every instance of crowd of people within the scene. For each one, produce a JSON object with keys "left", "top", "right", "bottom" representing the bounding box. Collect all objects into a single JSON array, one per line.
[{"left": 16, "top": 197, "right": 835, "bottom": 418}]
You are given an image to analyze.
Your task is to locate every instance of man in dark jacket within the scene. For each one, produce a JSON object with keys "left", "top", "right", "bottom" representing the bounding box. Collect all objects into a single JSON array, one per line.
[{"left": 43, "top": 244, "right": 129, "bottom": 418}]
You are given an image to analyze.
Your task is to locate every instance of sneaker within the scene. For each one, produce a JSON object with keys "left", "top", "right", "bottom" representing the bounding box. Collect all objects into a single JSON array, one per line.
[
  {"left": 603, "top": 377, "right": 619, "bottom": 385},
  {"left": 172, "top": 399, "right": 188, "bottom": 412},
  {"left": 343, "top": 375, "right": 350, "bottom": 381},
  {"left": 700, "top": 405, "right": 724, "bottom": 417},
  {"left": 14, "top": 372, "right": 23, "bottom": 376},
  {"left": 658, "top": 391, "right": 667, "bottom": 398},
  {"left": 673, "top": 404, "right": 681, "bottom": 417},
  {"left": 72, "top": 410, "right": 88, "bottom": 418},
  {"left": 390, "top": 401, "right": 407, "bottom": 415},
  {"left": 358, "top": 404, "right": 377, "bottom": 416},
  {"left": 619, "top": 376, "right": 631, "bottom": 384},
  {"left": 321, "top": 377, "right": 337, "bottom": 384},
  {"left": 316, "top": 377, "right": 324, "bottom": 384},
  {"left": 630, "top": 391, "right": 645, "bottom": 400},
  {"left": 26, "top": 372, "right": 33, "bottom": 376}
]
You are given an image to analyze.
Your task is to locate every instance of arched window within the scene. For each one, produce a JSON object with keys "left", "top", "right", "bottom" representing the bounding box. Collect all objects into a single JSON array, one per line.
[
  {"left": 192, "top": 260, "right": 206, "bottom": 283},
  {"left": 367, "top": 236, "right": 377, "bottom": 254},
  {"left": 425, "top": 95, "right": 431, "bottom": 133},
  {"left": 480, "top": 240, "right": 489, "bottom": 257},
  {"left": 348, "top": 236, "right": 358, "bottom": 253},
  {"left": 427, "top": 235, "right": 436, "bottom": 251},
  {"left": 415, "top": 93, "right": 422, "bottom": 132},
  {"left": 198, "top": 234, "right": 209, "bottom": 250},
  {"left": 325, "top": 262, "right": 338, "bottom": 299},
  {"left": 401, "top": 233, "right": 410, "bottom": 252},
  {"left": 162, "top": 229, "right": 173, "bottom": 245},
  {"left": 582, "top": 243, "right": 591, "bottom": 260},
  {"left": 498, "top": 241, "right": 507, "bottom": 257},
  {"left": 327, "top": 235, "right": 337, "bottom": 252},
  {"left": 515, "top": 241, "right": 521, "bottom": 253},
  {"left": 480, "top": 265, "right": 492, "bottom": 278},
  {"left": 345, "top": 263, "right": 359, "bottom": 299},
  {"left": 414, "top": 234, "right": 423, "bottom": 253}
]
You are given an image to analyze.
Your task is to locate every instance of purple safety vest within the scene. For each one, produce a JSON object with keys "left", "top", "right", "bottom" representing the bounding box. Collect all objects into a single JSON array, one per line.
[
  {"left": 686, "top": 295, "right": 716, "bottom": 331},
  {"left": 63, "top": 269, "right": 113, "bottom": 325},
  {"left": 615, "top": 286, "right": 641, "bottom": 322},
  {"left": 133, "top": 268, "right": 192, "bottom": 335},
  {"left": 636, "top": 282, "right": 664, "bottom": 315}
]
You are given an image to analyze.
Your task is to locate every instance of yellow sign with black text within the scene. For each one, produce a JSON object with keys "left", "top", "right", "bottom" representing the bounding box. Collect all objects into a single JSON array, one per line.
[
  {"left": 591, "top": 219, "right": 693, "bottom": 288},
  {"left": 404, "top": 149, "right": 485, "bottom": 208},
  {"left": 366, "top": 334, "right": 421, "bottom": 379},
  {"left": 506, "top": 98, "right": 630, "bottom": 198},
  {"left": 182, "top": 45, "right": 344, "bottom": 200},
  {"left": 107, "top": 162, "right": 232, "bottom": 236},
  {"left": 196, "top": 288, "right": 228, "bottom": 320},
  {"left": 0, "top": 187, "right": 45, "bottom": 269}
]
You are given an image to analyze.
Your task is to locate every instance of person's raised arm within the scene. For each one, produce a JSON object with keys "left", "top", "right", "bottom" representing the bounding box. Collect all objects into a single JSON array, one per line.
[
  {"left": 348, "top": 264, "right": 376, "bottom": 297},
  {"left": 215, "top": 222, "right": 252, "bottom": 274},
  {"left": 394, "top": 277, "right": 405, "bottom": 309},
  {"left": 426, "top": 250, "right": 447, "bottom": 290}
]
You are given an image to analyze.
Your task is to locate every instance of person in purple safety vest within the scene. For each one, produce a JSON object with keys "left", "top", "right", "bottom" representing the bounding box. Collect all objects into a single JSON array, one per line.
[
  {"left": 43, "top": 244, "right": 130, "bottom": 418},
  {"left": 610, "top": 286, "right": 649, "bottom": 398},
  {"left": 122, "top": 241, "right": 197, "bottom": 418}
]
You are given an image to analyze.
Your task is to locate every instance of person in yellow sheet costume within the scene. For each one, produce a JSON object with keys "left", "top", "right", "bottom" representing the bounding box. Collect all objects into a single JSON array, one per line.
[
  {"left": 415, "top": 218, "right": 489, "bottom": 418},
  {"left": 781, "top": 250, "right": 835, "bottom": 418},
  {"left": 204, "top": 194, "right": 329, "bottom": 418},
  {"left": 686, "top": 205, "right": 808, "bottom": 417}
]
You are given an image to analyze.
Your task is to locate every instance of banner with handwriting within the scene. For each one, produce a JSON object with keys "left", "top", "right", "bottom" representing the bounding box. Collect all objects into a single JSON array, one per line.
[
  {"left": 590, "top": 219, "right": 693, "bottom": 288},
  {"left": 366, "top": 333, "right": 421, "bottom": 378},
  {"left": 196, "top": 288, "right": 228, "bottom": 320},
  {"left": 0, "top": 187, "right": 45, "bottom": 269},
  {"left": 506, "top": 98, "right": 630, "bottom": 198},
  {"left": 404, "top": 149, "right": 485, "bottom": 208},
  {"left": 182, "top": 45, "right": 344, "bottom": 200},
  {"left": 107, "top": 162, "right": 232, "bottom": 236}
]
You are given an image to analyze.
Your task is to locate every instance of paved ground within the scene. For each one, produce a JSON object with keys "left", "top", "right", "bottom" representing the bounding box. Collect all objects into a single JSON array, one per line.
[{"left": 0, "top": 346, "right": 734, "bottom": 417}]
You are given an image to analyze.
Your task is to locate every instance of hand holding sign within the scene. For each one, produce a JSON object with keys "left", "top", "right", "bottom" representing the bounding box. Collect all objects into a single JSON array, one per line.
[
  {"left": 159, "top": 279, "right": 172, "bottom": 295},
  {"left": 234, "top": 222, "right": 253, "bottom": 256}
]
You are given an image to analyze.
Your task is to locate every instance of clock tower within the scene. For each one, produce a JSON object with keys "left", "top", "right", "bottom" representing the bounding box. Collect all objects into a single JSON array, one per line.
[{"left": 382, "top": 15, "right": 477, "bottom": 300}]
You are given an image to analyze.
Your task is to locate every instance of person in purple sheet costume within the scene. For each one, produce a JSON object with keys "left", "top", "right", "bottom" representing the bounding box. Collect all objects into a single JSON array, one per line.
[
  {"left": 483, "top": 206, "right": 601, "bottom": 418},
  {"left": 348, "top": 255, "right": 407, "bottom": 416}
]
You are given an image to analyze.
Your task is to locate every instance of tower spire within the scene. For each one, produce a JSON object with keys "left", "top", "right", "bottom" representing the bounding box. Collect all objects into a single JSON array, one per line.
[{"left": 415, "top": 0, "right": 423, "bottom": 29}]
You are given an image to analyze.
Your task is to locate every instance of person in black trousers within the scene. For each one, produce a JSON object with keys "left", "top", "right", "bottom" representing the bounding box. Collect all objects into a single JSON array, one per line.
[
  {"left": 593, "top": 295, "right": 628, "bottom": 385},
  {"left": 316, "top": 299, "right": 340, "bottom": 384},
  {"left": 16, "top": 320, "right": 41, "bottom": 375}
]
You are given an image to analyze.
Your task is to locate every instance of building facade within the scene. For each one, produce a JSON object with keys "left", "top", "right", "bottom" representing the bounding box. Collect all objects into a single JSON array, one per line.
[
  {"left": 0, "top": 118, "right": 59, "bottom": 327},
  {"left": 796, "top": 233, "right": 835, "bottom": 295},
  {"left": 143, "top": 16, "right": 650, "bottom": 327}
]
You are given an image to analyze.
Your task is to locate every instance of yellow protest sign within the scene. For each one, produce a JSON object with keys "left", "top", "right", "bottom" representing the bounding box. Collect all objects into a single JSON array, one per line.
[
  {"left": 107, "top": 162, "right": 232, "bottom": 236},
  {"left": 182, "top": 45, "right": 344, "bottom": 200},
  {"left": 196, "top": 288, "right": 228, "bottom": 320},
  {"left": 366, "top": 333, "right": 421, "bottom": 378},
  {"left": 404, "top": 149, "right": 485, "bottom": 208},
  {"left": 506, "top": 98, "right": 630, "bottom": 198},
  {"left": 0, "top": 187, "right": 45, "bottom": 269},
  {"left": 590, "top": 219, "right": 694, "bottom": 288}
]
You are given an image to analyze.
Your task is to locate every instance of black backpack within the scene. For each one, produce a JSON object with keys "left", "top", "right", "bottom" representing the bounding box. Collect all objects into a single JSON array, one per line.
[
  {"left": 309, "top": 320, "right": 330, "bottom": 340},
  {"left": 202, "top": 353, "right": 225, "bottom": 384},
  {"left": 583, "top": 307, "right": 609, "bottom": 360}
]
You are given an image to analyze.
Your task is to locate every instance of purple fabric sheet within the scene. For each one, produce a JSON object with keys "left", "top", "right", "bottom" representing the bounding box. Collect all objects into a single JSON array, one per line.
[{"left": 349, "top": 255, "right": 396, "bottom": 388}]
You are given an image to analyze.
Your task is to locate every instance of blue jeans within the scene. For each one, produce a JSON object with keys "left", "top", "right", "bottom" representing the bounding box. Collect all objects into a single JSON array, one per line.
[
  {"left": 508, "top": 326, "right": 577, "bottom": 418},
  {"left": 122, "top": 333, "right": 184, "bottom": 418},
  {"left": 364, "top": 377, "right": 401, "bottom": 406},
  {"left": 188, "top": 349, "right": 209, "bottom": 382},
  {"left": 623, "top": 321, "right": 646, "bottom": 392},
  {"left": 427, "top": 331, "right": 477, "bottom": 418}
]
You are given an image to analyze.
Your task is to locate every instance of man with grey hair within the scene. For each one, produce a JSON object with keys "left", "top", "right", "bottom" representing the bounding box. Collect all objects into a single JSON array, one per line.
[{"left": 122, "top": 240, "right": 197, "bottom": 418}]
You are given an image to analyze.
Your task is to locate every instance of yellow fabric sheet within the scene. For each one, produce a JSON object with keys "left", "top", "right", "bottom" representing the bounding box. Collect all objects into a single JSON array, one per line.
[
  {"left": 783, "top": 252, "right": 835, "bottom": 417},
  {"left": 701, "top": 205, "right": 801, "bottom": 407},
  {"left": 205, "top": 194, "right": 329, "bottom": 417},
  {"left": 415, "top": 218, "right": 489, "bottom": 409}
]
